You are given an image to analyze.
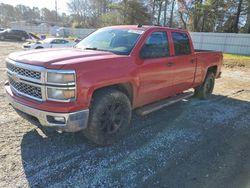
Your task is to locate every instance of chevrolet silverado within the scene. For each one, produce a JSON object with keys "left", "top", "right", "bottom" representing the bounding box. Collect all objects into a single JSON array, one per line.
[{"left": 5, "top": 25, "right": 223, "bottom": 144}]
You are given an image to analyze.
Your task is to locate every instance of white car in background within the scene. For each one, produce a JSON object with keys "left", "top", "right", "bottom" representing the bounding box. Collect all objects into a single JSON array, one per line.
[{"left": 23, "top": 38, "right": 76, "bottom": 50}]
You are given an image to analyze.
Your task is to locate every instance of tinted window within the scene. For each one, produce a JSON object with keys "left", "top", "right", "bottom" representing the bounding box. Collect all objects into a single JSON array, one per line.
[
  {"left": 8, "top": 30, "right": 15, "bottom": 34},
  {"left": 62, "top": 40, "right": 69, "bottom": 44},
  {"left": 172, "top": 32, "right": 191, "bottom": 55},
  {"left": 13, "top": 30, "right": 22, "bottom": 34},
  {"left": 140, "top": 32, "right": 169, "bottom": 59},
  {"left": 51, "top": 40, "right": 57, "bottom": 44},
  {"left": 51, "top": 39, "right": 69, "bottom": 44},
  {"left": 51, "top": 39, "right": 63, "bottom": 44}
]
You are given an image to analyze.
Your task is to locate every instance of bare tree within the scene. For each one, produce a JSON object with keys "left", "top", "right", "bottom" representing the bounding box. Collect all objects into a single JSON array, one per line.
[
  {"left": 177, "top": 0, "right": 191, "bottom": 29},
  {"left": 247, "top": 0, "right": 250, "bottom": 33},
  {"left": 163, "top": 0, "right": 168, "bottom": 26},
  {"left": 152, "top": 0, "right": 156, "bottom": 23},
  {"left": 157, "top": 0, "right": 163, "bottom": 25},
  {"left": 233, "top": 0, "right": 243, "bottom": 33},
  {"left": 169, "top": 0, "right": 175, "bottom": 27}
]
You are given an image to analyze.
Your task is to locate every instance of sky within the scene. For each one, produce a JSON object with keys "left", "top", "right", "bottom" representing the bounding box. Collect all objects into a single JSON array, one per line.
[{"left": 0, "top": 0, "right": 69, "bottom": 14}]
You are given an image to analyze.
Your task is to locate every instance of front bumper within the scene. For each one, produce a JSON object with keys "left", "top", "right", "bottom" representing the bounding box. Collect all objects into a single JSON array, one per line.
[{"left": 5, "top": 85, "right": 89, "bottom": 132}]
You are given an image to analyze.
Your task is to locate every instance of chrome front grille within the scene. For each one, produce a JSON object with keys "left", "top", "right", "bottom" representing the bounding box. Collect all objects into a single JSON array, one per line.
[
  {"left": 7, "top": 62, "right": 41, "bottom": 80},
  {"left": 6, "top": 59, "right": 44, "bottom": 101},
  {"left": 8, "top": 76, "right": 42, "bottom": 99},
  {"left": 6, "top": 59, "right": 76, "bottom": 102}
]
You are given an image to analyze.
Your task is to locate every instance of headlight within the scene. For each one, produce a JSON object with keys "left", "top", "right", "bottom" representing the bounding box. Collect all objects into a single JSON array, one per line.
[
  {"left": 47, "top": 72, "right": 75, "bottom": 85},
  {"left": 47, "top": 88, "right": 75, "bottom": 101}
]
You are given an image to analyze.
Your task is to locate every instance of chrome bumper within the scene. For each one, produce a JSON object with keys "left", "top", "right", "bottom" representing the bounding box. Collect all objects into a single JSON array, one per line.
[{"left": 5, "top": 86, "right": 89, "bottom": 132}]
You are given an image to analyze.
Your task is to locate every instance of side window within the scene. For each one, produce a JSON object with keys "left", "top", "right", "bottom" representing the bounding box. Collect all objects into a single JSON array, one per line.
[
  {"left": 57, "top": 39, "right": 64, "bottom": 44},
  {"left": 172, "top": 32, "right": 191, "bottom": 55},
  {"left": 13, "top": 30, "right": 20, "bottom": 34},
  {"left": 51, "top": 39, "right": 59, "bottom": 44},
  {"left": 9, "top": 30, "right": 15, "bottom": 34},
  {"left": 140, "top": 31, "right": 169, "bottom": 59},
  {"left": 62, "top": 40, "right": 69, "bottom": 44}
]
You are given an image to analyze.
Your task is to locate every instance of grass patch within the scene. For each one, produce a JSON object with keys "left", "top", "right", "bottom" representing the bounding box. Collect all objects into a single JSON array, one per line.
[{"left": 223, "top": 53, "right": 250, "bottom": 68}]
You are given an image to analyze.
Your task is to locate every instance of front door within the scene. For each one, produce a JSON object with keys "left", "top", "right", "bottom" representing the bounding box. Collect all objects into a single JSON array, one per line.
[{"left": 137, "top": 31, "right": 174, "bottom": 106}]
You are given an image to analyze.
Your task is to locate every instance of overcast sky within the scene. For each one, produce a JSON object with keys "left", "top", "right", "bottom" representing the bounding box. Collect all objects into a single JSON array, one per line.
[{"left": 0, "top": 0, "right": 69, "bottom": 13}]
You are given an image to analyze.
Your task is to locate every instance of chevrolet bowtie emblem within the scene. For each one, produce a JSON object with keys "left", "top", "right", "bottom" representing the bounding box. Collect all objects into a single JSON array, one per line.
[{"left": 12, "top": 73, "right": 20, "bottom": 82}]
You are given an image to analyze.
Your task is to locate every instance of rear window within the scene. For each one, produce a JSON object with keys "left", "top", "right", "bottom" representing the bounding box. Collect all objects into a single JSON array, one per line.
[{"left": 172, "top": 32, "right": 191, "bottom": 55}]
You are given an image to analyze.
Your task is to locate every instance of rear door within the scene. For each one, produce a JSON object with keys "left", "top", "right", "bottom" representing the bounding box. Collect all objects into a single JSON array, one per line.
[
  {"left": 170, "top": 31, "right": 196, "bottom": 93},
  {"left": 137, "top": 30, "right": 174, "bottom": 106}
]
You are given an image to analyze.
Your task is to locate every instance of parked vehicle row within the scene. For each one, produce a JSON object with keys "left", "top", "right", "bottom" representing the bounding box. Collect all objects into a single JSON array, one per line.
[
  {"left": 23, "top": 38, "right": 76, "bottom": 50},
  {"left": 0, "top": 29, "right": 78, "bottom": 50},
  {"left": 0, "top": 29, "right": 30, "bottom": 41}
]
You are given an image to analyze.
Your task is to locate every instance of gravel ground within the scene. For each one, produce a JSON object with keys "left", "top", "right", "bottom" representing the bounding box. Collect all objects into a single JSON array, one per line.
[{"left": 0, "top": 41, "right": 250, "bottom": 188}]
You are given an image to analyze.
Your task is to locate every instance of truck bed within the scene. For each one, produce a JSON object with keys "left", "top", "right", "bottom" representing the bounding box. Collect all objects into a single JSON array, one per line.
[
  {"left": 194, "top": 49, "right": 221, "bottom": 54},
  {"left": 194, "top": 49, "right": 223, "bottom": 80}
]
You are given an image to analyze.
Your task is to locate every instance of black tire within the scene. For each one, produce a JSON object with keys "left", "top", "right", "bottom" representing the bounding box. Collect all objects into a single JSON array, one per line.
[
  {"left": 84, "top": 89, "right": 132, "bottom": 145},
  {"left": 194, "top": 72, "right": 215, "bottom": 100},
  {"left": 35, "top": 46, "right": 43, "bottom": 49}
]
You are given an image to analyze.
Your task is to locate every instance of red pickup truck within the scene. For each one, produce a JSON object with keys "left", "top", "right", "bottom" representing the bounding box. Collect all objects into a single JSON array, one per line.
[{"left": 5, "top": 25, "right": 222, "bottom": 144}]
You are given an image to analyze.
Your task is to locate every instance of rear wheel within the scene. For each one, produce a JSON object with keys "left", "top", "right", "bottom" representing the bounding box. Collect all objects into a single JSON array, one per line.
[
  {"left": 194, "top": 72, "right": 215, "bottom": 100},
  {"left": 84, "top": 89, "right": 132, "bottom": 145},
  {"left": 35, "top": 46, "right": 43, "bottom": 49}
]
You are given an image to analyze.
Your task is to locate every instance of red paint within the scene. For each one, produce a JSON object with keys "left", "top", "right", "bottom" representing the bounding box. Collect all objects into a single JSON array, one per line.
[{"left": 6, "top": 25, "right": 223, "bottom": 112}]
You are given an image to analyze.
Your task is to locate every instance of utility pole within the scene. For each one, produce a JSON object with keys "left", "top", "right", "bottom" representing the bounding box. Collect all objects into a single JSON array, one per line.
[{"left": 55, "top": 0, "right": 58, "bottom": 22}]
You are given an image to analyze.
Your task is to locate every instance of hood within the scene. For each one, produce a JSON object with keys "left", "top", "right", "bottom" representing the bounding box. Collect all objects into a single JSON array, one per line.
[
  {"left": 24, "top": 40, "right": 43, "bottom": 45},
  {"left": 8, "top": 48, "right": 116, "bottom": 69}
]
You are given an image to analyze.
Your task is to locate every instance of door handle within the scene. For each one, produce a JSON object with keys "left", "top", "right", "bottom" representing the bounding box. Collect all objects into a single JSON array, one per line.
[
  {"left": 166, "top": 62, "right": 174, "bottom": 67},
  {"left": 190, "top": 59, "right": 196, "bottom": 64}
]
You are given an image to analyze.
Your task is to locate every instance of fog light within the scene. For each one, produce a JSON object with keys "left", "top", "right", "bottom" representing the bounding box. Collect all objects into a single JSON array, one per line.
[
  {"left": 47, "top": 115, "right": 66, "bottom": 124},
  {"left": 54, "top": 116, "right": 65, "bottom": 123}
]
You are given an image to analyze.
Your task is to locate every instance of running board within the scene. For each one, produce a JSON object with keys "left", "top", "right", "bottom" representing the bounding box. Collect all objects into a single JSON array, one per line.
[{"left": 136, "top": 92, "right": 194, "bottom": 116}]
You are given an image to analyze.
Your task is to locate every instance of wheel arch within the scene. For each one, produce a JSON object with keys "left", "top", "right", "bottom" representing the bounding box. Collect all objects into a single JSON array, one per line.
[
  {"left": 35, "top": 46, "right": 44, "bottom": 49},
  {"left": 90, "top": 82, "right": 134, "bottom": 107},
  {"left": 207, "top": 65, "right": 218, "bottom": 76}
]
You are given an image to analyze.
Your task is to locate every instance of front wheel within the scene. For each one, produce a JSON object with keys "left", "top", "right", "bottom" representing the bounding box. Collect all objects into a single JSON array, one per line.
[
  {"left": 84, "top": 89, "right": 132, "bottom": 145},
  {"left": 35, "top": 46, "right": 44, "bottom": 49},
  {"left": 194, "top": 72, "right": 215, "bottom": 100}
]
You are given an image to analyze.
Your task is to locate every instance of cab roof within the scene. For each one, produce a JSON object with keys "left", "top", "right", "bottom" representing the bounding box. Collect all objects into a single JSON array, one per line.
[{"left": 104, "top": 25, "right": 187, "bottom": 32}]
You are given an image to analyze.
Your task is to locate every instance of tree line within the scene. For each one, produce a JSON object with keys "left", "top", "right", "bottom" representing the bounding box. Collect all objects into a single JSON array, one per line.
[{"left": 0, "top": 0, "right": 249, "bottom": 33}]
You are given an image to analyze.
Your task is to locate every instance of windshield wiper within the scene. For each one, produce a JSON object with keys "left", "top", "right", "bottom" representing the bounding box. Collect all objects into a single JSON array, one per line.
[
  {"left": 84, "top": 47, "right": 115, "bottom": 54},
  {"left": 84, "top": 47, "right": 98, "bottom": 50}
]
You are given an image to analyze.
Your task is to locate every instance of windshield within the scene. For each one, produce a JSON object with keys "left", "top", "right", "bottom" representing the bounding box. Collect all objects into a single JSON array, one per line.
[{"left": 76, "top": 28, "right": 144, "bottom": 55}]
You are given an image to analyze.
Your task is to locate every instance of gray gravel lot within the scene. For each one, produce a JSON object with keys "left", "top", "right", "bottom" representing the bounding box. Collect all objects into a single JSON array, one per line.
[{"left": 0, "top": 41, "right": 250, "bottom": 188}]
